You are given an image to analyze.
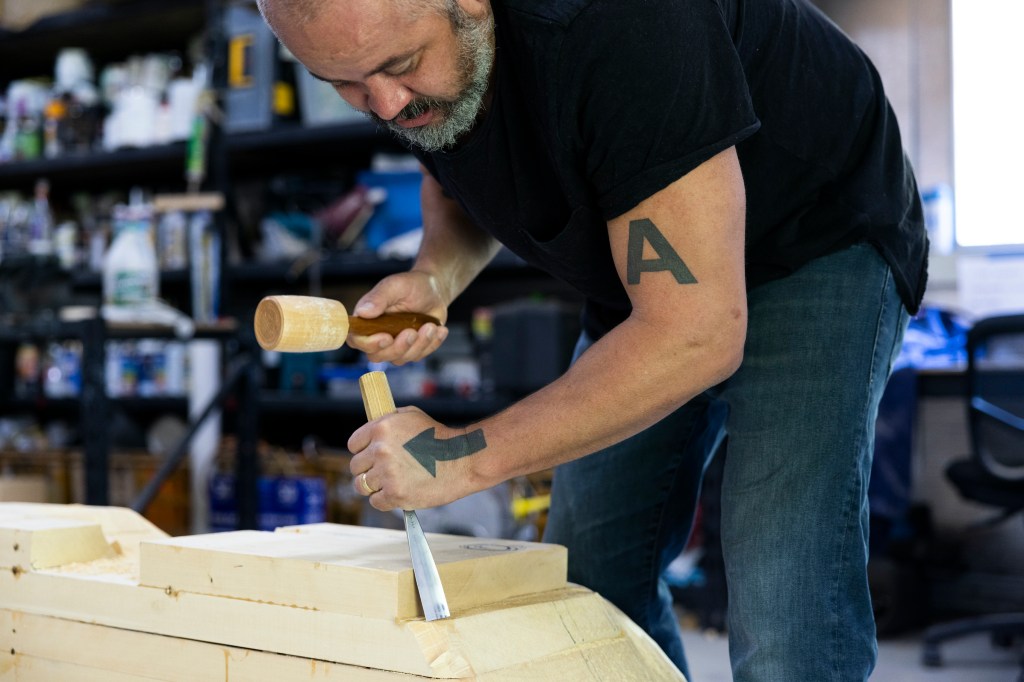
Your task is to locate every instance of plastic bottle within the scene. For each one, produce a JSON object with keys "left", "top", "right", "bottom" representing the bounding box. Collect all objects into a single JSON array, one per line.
[
  {"left": 14, "top": 100, "right": 42, "bottom": 161},
  {"left": 43, "top": 97, "right": 67, "bottom": 159},
  {"left": 28, "top": 179, "right": 54, "bottom": 255},
  {"left": 103, "top": 197, "right": 158, "bottom": 306},
  {"left": 922, "top": 184, "right": 955, "bottom": 255}
]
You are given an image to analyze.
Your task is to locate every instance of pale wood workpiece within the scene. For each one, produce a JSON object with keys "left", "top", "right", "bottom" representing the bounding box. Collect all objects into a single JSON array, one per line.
[
  {"left": 141, "top": 523, "right": 567, "bottom": 619},
  {"left": 0, "top": 504, "right": 684, "bottom": 681}
]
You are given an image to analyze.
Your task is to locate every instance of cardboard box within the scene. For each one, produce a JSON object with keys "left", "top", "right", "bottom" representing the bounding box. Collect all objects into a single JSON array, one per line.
[
  {"left": 0, "top": 0, "right": 88, "bottom": 31},
  {"left": 0, "top": 475, "right": 49, "bottom": 502}
]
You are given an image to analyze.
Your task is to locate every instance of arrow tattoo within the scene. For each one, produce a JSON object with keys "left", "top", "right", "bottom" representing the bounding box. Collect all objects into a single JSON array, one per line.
[{"left": 403, "top": 428, "right": 487, "bottom": 477}]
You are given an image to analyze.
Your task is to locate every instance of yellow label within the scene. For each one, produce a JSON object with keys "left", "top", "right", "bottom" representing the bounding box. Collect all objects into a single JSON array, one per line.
[
  {"left": 228, "top": 34, "right": 254, "bottom": 88},
  {"left": 273, "top": 82, "right": 295, "bottom": 116}
]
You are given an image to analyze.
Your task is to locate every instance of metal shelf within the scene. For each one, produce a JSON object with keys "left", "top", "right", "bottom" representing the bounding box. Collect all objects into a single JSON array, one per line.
[
  {"left": 0, "top": 143, "right": 188, "bottom": 188},
  {"left": 225, "top": 121, "right": 385, "bottom": 153},
  {"left": 0, "top": 0, "right": 206, "bottom": 83},
  {"left": 0, "top": 396, "right": 187, "bottom": 414},
  {"left": 0, "top": 317, "right": 237, "bottom": 344}
]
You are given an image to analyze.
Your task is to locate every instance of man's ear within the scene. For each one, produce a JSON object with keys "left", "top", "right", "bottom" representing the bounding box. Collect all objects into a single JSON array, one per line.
[{"left": 455, "top": 0, "right": 490, "bottom": 21}]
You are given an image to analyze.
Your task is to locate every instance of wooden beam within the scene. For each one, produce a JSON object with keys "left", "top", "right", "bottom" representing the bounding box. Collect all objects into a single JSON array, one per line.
[
  {"left": 139, "top": 523, "right": 567, "bottom": 619},
  {"left": 1, "top": 654, "right": 145, "bottom": 682},
  {"left": 2, "top": 565, "right": 637, "bottom": 678},
  {"left": 1, "top": 610, "right": 410, "bottom": 681},
  {"left": 2, "top": 609, "right": 682, "bottom": 681}
]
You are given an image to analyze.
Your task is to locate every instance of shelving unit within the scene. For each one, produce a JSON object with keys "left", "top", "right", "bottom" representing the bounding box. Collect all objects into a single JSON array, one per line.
[
  {"left": 0, "top": 315, "right": 236, "bottom": 505},
  {"left": 0, "top": 0, "right": 581, "bottom": 531}
]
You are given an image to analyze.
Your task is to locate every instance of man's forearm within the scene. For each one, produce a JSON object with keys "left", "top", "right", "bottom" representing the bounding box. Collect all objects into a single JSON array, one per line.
[
  {"left": 414, "top": 172, "right": 501, "bottom": 306},
  {"left": 461, "top": 307, "right": 743, "bottom": 489}
]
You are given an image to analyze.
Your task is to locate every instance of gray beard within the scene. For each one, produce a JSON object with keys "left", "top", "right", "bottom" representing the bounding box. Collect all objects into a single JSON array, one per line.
[{"left": 369, "top": 12, "right": 494, "bottom": 152}]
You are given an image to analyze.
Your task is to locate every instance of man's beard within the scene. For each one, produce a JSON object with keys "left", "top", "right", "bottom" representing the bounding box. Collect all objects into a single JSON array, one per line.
[{"left": 368, "top": 7, "right": 494, "bottom": 152}]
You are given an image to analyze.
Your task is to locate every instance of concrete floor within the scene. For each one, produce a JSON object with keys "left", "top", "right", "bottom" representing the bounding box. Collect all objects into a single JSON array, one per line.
[{"left": 679, "top": 628, "right": 1022, "bottom": 681}]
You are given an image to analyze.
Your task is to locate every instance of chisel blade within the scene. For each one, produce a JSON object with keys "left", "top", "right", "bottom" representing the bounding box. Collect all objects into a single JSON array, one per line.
[{"left": 404, "top": 510, "right": 450, "bottom": 620}]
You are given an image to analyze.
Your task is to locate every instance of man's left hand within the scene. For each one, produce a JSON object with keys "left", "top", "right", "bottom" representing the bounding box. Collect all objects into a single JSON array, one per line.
[{"left": 348, "top": 408, "right": 486, "bottom": 511}]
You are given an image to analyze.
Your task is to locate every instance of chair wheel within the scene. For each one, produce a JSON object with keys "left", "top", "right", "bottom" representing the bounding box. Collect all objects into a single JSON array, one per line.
[{"left": 922, "top": 644, "right": 942, "bottom": 668}]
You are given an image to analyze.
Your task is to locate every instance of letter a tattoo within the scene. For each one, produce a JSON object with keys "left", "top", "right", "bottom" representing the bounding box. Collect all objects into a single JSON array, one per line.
[{"left": 626, "top": 218, "right": 697, "bottom": 285}]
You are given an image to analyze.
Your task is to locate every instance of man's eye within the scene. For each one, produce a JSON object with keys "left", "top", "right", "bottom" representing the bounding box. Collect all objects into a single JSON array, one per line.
[{"left": 387, "top": 61, "right": 415, "bottom": 76}]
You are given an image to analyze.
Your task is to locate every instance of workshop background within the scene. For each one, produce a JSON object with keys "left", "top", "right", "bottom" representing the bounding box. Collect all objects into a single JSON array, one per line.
[{"left": 0, "top": 1, "right": 1021, "bottom": 679}]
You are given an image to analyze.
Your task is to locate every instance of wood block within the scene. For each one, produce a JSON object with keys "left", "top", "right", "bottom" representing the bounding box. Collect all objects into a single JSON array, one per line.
[
  {"left": 0, "top": 503, "right": 166, "bottom": 568},
  {"left": 0, "top": 504, "right": 166, "bottom": 540},
  {"left": 139, "top": 523, "right": 567, "bottom": 619},
  {"left": 0, "top": 518, "right": 113, "bottom": 570}
]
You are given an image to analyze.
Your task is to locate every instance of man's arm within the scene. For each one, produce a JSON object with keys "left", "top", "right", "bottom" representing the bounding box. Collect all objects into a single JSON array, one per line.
[
  {"left": 413, "top": 170, "right": 503, "bottom": 306},
  {"left": 348, "top": 170, "right": 502, "bottom": 364},
  {"left": 349, "top": 147, "right": 747, "bottom": 510},
  {"left": 473, "top": 147, "right": 747, "bottom": 480}
]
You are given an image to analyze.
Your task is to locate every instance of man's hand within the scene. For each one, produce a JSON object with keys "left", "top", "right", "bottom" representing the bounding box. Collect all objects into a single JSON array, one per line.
[
  {"left": 348, "top": 270, "right": 450, "bottom": 364},
  {"left": 348, "top": 408, "right": 486, "bottom": 511}
]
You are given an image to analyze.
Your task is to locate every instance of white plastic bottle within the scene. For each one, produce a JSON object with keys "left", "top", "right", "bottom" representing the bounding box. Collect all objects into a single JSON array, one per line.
[{"left": 103, "top": 200, "right": 158, "bottom": 306}]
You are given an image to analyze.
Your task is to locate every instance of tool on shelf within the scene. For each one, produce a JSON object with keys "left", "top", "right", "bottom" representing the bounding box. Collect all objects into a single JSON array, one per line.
[{"left": 254, "top": 295, "right": 440, "bottom": 352}]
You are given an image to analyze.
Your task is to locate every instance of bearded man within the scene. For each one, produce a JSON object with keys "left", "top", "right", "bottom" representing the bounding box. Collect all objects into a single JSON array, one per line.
[{"left": 257, "top": 1, "right": 927, "bottom": 679}]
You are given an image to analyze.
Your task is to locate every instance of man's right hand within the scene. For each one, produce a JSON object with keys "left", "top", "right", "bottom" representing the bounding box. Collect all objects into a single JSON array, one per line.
[{"left": 347, "top": 270, "right": 450, "bottom": 365}]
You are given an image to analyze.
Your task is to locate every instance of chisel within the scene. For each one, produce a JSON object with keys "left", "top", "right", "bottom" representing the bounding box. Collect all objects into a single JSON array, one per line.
[{"left": 360, "top": 370, "right": 451, "bottom": 621}]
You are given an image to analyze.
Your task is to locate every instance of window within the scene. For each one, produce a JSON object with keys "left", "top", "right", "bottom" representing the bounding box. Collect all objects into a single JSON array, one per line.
[{"left": 951, "top": 0, "right": 1024, "bottom": 249}]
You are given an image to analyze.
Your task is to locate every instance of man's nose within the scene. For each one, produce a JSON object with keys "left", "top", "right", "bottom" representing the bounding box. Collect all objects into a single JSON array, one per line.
[{"left": 365, "top": 76, "right": 414, "bottom": 121}]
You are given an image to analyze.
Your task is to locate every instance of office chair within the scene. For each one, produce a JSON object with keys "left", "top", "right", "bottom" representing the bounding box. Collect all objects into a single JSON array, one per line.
[{"left": 922, "top": 313, "right": 1024, "bottom": 678}]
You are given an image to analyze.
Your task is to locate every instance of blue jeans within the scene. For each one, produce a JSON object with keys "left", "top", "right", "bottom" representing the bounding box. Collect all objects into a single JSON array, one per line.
[{"left": 544, "top": 244, "right": 910, "bottom": 681}]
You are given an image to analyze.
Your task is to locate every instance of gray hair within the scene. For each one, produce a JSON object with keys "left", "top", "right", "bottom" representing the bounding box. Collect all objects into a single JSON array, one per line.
[{"left": 256, "top": 0, "right": 456, "bottom": 29}]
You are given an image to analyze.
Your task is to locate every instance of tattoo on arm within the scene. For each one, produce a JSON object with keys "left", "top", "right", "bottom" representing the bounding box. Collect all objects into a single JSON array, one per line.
[
  {"left": 403, "top": 428, "right": 487, "bottom": 477},
  {"left": 626, "top": 218, "right": 697, "bottom": 285}
]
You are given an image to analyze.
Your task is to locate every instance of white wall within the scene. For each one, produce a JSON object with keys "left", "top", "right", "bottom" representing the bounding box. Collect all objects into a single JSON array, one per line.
[{"left": 813, "top": 0, "right": 960, "bottom": 306}]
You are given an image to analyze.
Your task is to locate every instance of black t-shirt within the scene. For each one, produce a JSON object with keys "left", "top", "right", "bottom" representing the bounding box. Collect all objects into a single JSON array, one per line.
[{"left": 415, "top": 0, "right": 928, "bottom": 339}]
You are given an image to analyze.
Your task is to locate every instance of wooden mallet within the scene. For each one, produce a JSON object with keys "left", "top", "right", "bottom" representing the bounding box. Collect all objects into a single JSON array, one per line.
[{"left": 254, "top": 295, "right": 441, "bottom": 352}]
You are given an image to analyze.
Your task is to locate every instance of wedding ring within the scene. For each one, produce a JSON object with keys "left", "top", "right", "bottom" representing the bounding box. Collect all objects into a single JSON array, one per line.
[{"left": 360, "top": 472, "right": 376, "bottom": 495}]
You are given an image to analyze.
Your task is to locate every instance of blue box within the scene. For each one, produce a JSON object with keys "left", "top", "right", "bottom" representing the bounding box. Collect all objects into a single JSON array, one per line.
[
  {"left": 209, "top": 474, "right": 327, "bottom": 532},
  {"left": 357, "top": 170, "right": 423, "bottom": 249}
]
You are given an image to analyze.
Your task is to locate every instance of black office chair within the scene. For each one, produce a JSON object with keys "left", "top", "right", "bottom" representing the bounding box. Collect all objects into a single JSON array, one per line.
[{"left": 922, "top": 313, "right": 1024, "bottom": 678}]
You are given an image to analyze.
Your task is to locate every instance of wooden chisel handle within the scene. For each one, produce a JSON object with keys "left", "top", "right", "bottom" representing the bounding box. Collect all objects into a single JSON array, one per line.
[
  {"left": 254, "top": 295, "right": 441, "bottom": 352},
  {"left": 360, "top": 369, "right": 399, "bottom": 420}
]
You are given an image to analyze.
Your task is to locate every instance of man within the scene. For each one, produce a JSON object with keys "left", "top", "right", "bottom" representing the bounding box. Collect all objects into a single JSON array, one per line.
[{"left": 257, "top": 0, "right": 927, "bottom": 679}]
